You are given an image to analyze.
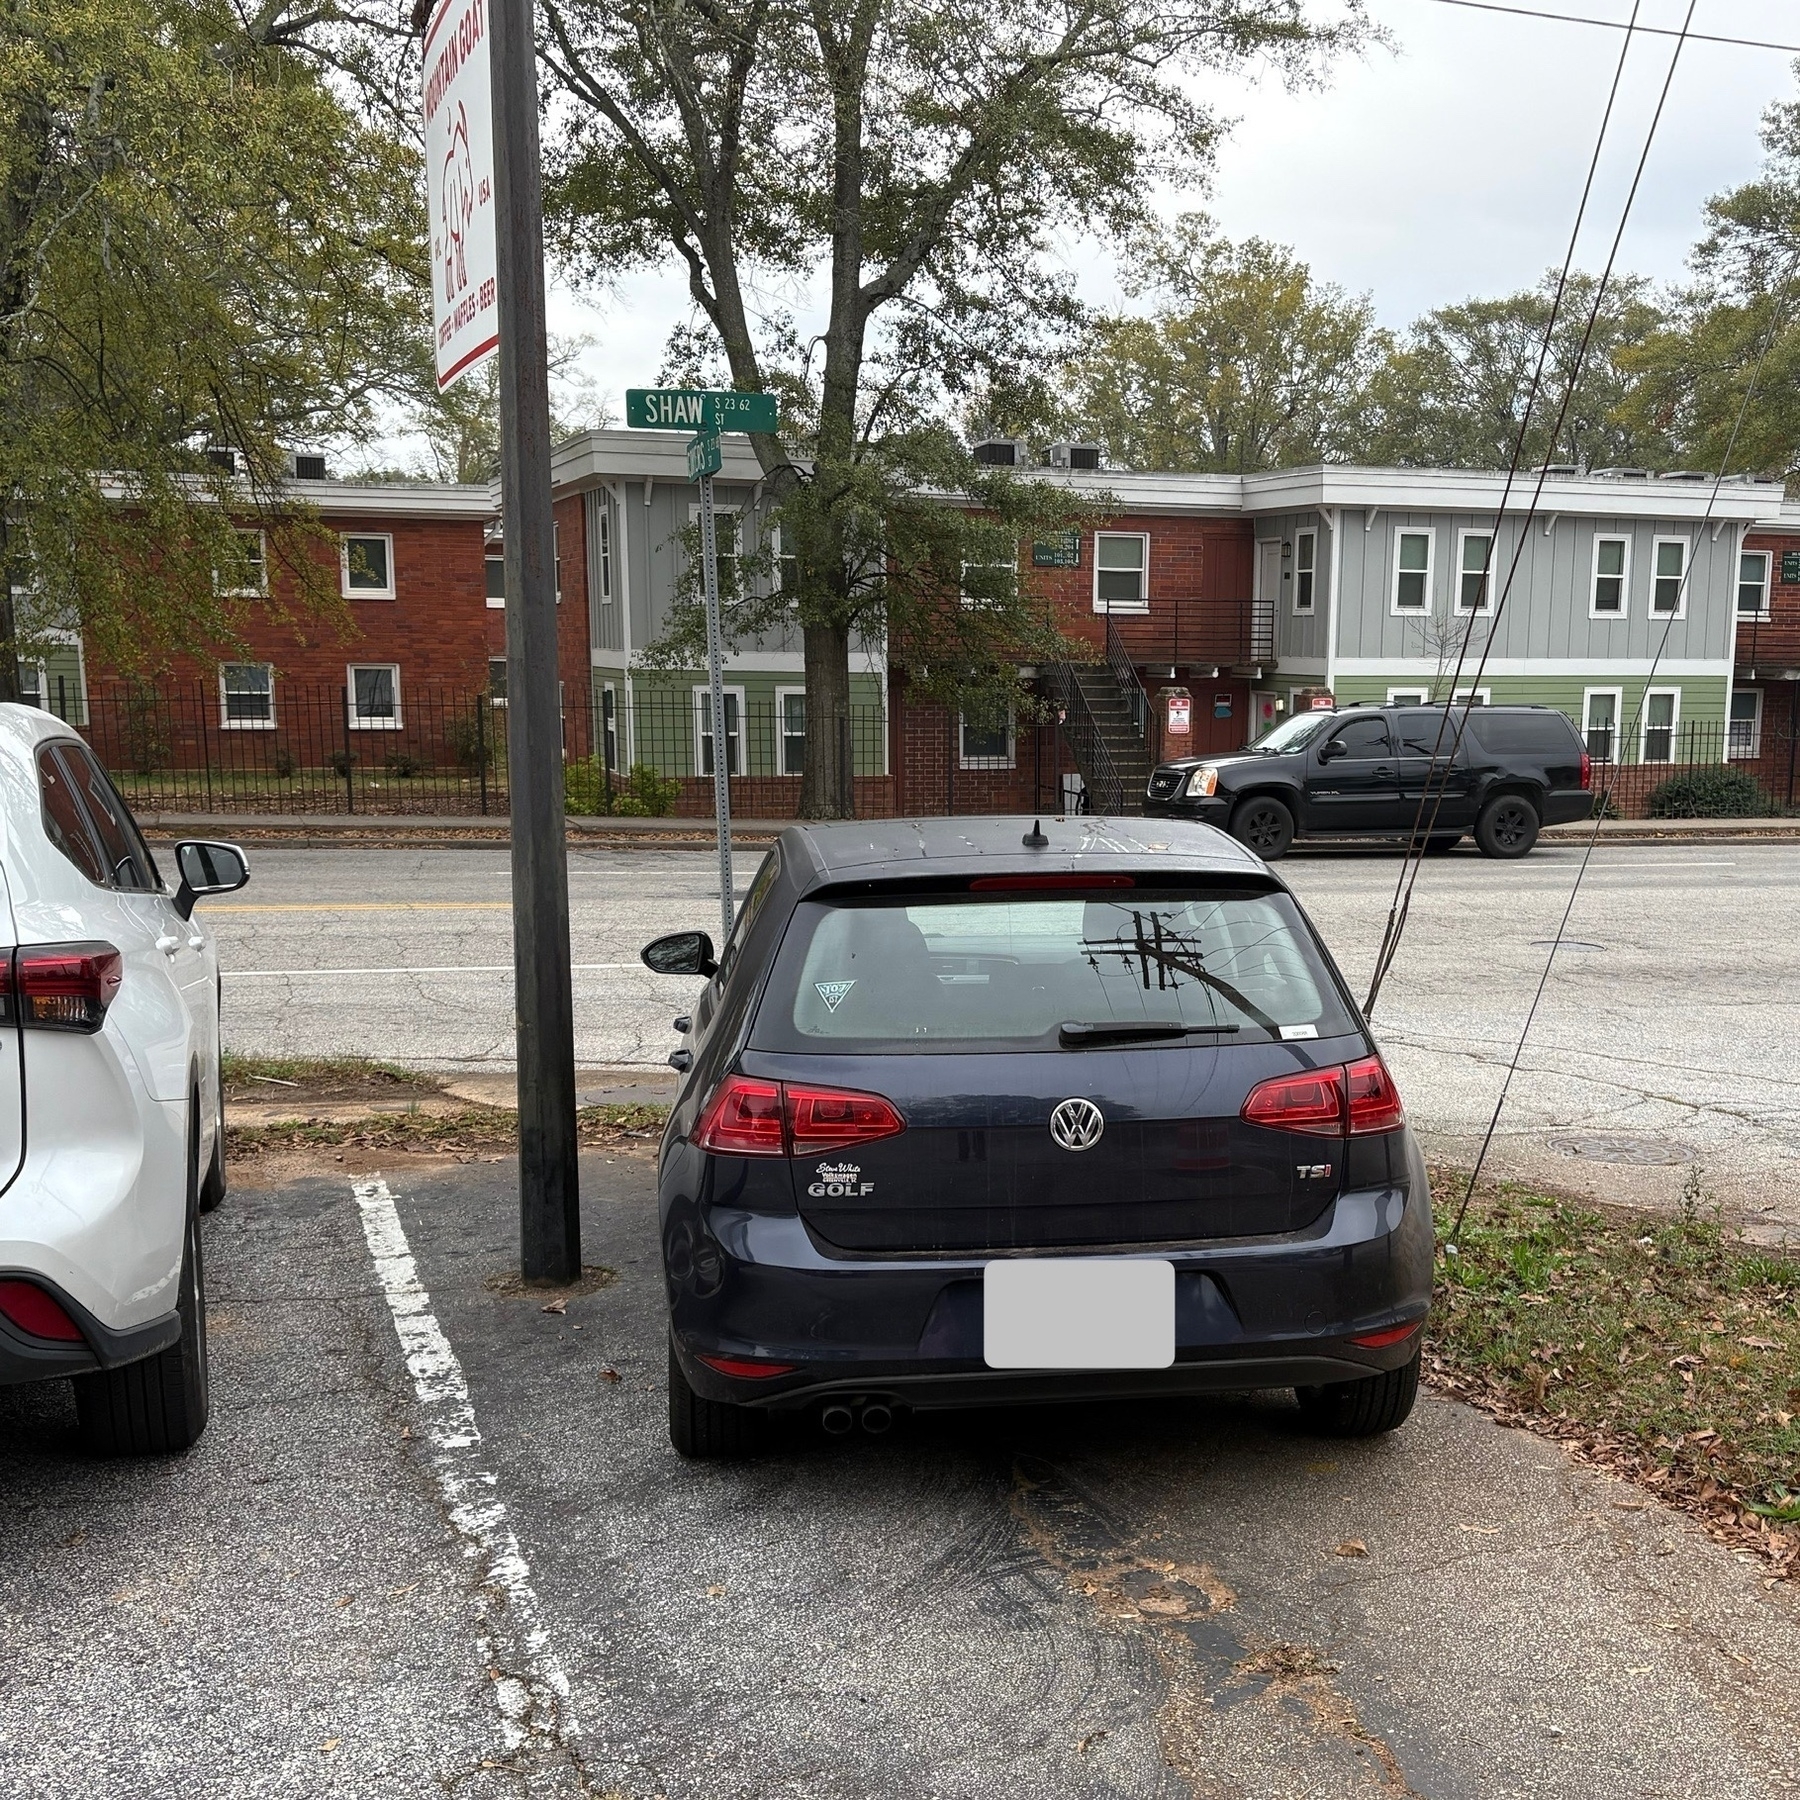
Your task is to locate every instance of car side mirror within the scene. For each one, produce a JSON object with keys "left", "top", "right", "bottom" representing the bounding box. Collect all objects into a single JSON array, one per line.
[
  {"left": 1319, "top": 738, "right": 1347, "bottom": 763},
  {"left": 172, "top": 840, "right": 249, "bottom": 920},
  {"left": 641, "top": 930, "right": 718, "bottom": 978}
]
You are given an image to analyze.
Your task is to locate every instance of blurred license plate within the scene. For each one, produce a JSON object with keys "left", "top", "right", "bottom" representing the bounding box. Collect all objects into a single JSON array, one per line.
[{"left": 983, "top": 1259, "right": 1175, "bottom": 1369}]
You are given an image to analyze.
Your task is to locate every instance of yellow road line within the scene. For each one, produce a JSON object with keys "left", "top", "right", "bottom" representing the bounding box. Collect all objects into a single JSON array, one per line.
[{"left": 206, "top": 901, "right": 514, "bottom": 913}]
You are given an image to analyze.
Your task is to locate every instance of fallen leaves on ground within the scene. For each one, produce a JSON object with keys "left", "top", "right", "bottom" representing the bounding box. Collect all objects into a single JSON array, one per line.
[{"left": 228, "top": 1102, "right": 670, "bottom": 1160}]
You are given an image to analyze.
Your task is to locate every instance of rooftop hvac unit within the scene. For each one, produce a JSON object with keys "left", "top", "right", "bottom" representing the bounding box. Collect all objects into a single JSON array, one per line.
[
  {"left": 1045, "top": 442, "right": 1103, "bottom": 471},
  {"left": 1591, "top": 466, "right": 1650, "bottom": 480},
  {"left": 1654, "top": 470, "right": 1711, "bottom": 482},
  {"left": 204, "top": 446, "right": 236, "bottom": 474},
  {"left": 1540, "top": 463, "right": 1580, "bottom": 477},
  {"left": 971, "top": 437, "right": 1029, "bottom": 467},
  {"left": 288, "top": 452, "right": 329, "bottom": 481}
]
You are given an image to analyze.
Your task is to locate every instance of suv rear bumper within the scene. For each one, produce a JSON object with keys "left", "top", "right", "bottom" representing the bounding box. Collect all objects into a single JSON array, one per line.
[{"left": 0, "top": 1271, "right": 180, "bottom": 1387}]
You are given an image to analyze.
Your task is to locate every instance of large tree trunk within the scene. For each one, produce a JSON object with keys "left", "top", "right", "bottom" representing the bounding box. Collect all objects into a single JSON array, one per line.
[{"left": 799, "top": 616, "right": 853, "bottom": 818}]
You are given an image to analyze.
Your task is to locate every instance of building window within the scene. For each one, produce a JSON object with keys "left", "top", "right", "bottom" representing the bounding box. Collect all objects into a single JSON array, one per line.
[
  {"left": 597, "top": 509, "right": 612, "bottom": 603},
  {"left": 220, "top": 662, "right": 275, "bottom": 729},
  {"left": 1457, "top": 531, "right": 1493, "bottom": 612},
  {"left": 348, "top": 663, "right": 401, "bottom": 729},
  {"left": 553, "top": 523, "right": 562, "bottom": 602},
  {"left": 341, "top": 533, "right": 394, "bottom": 599},
  {"left": 776, "top": 687, "right": 806, "bottom": 775},
  {"left": 221, "top": 529, "right": 266, "bottom": 596},
  {"left": 693, "top": 686, "right": 744, "bottom": 776},
  {"left": 688, "top": 505, "right": 739, "bottom": 601},
  {"left": 1641, "top": 687, "right": 1679, "bottom": 762},
  {"left": 1738, "top": 550, "right": 1771, "bottom": 617},
  {"left": 960, "top": 558, "right": 1015, "bottom": 609},
  {"left": 1651, "top": 538, "right": 1688, "bottom": 616},
  {"left": 601, "top": 683, "right": 619, "bottom": 771},
  {"left": 1591, "top": 536, "right": 1628, "bottom": 615},
  {"left": 1452, "top": 687, "right": 1491, "bottom": 706},
  {"left": 485, "top": 552, "right": 505, "bottom": 609},
  {"left": 775, "top": 522, "right": 799, "bottom": 602},
  {"left": 1728, "top": 688, "right": 1761, "bottom": 760},
  {"left": 959, "top": 709, "right": 1015, "bottom": 770},
  {"left": 1093, "top": 532, "right": 1148, "bottom": 613},
  {"left": 1583, "top": 688, "right": 1621, "bottom": 761},
  {"left": 1386, "top": 688, "right": 1429, "bottom": 707},
  {"left": 488, "top": 657, "right": 507, "bottom": 703},
  {"left": 1391, "top": 530, "right": 1431, "bottom": 612},
  {"left": 1293, "top": 531, "right": 1316, "bottom": 614}
]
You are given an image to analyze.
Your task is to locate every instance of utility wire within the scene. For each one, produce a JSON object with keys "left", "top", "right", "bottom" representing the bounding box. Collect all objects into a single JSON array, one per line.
[
  {"left": 1447, "top": 251, "right": 1797, "bottom": 1244},
  {"left": 1420, "top": 0, "right": 1800, "bottom": 56},
  {"left": 1363, "top": 0, "right": 1655, "bottom": 1015}
]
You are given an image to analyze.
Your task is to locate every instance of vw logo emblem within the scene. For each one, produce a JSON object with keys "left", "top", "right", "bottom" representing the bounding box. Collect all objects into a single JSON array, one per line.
[{"left": 1049, "top": 1097, "right": 1105, "bottom": 1152}]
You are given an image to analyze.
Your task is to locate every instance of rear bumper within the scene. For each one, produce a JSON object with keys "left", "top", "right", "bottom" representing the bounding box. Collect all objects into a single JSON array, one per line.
[
  {"left": 0, "top": 1270, "right": 180, "bottom": 1387},
  {"left": 1543, "top": 792, "right": 1597, "bottom": 827},
  {"left": 667, "top": 1136, "right": 1436, "bottom": 1413}
]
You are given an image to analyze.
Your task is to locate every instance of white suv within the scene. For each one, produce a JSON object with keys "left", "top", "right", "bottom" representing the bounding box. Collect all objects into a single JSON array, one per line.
[{"left": 0, "top": 705, "right": 246, "bottom": 1454}]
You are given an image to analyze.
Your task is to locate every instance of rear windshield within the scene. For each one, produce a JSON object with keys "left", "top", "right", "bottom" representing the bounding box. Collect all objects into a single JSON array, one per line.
[
  {"left": 752, "top": 887, "right": 1358, "bottom": 1053},
  {"left": 1464, "top": 710, "right": 1582, "bottom": 756}
]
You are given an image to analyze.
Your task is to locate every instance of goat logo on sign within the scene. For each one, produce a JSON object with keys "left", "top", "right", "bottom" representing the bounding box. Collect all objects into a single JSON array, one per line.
[{"left": 441, "top": 102, "right": 475, "bottom": 302}]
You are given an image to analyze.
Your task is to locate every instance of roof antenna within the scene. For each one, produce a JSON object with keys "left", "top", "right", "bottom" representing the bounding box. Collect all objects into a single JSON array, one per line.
[{"left": 1022, "top": 818, "right": 1049, "bottom": 848}]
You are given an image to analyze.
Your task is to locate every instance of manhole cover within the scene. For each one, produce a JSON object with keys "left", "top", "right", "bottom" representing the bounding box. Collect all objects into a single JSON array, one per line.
[
  {"left": 1547, "top": 1133, "right": 1694, "bottom": 1166},
  {"left": 1529, "top": 939, "right": 1607, "bottom": 952}
]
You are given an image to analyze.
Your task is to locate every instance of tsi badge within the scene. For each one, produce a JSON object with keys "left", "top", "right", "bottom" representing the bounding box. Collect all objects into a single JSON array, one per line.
[{"left": 808, "top": 1160, "right": 875, "bottom": 1199}]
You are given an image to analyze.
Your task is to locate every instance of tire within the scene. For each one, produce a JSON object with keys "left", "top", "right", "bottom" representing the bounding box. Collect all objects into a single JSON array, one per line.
[
  {"left": 1423, "top": 834, "right": 1462, "bottom": 855},
  {"left": 1230, "top": 796, "right": 1295, "bottom": 861},
  {"left": 1475, "top": 793, "right": 1540, "bottom": 859},
  {"left": 1295, "top": 1348, "right": 1420, "bottom": 1439},
  {"left": 75, "top": 1107, "right": 210, "bottom": 1456},
  {"left": 199, "top": 1086, "right": 226, "bottom": 1214},
  {"left": 668, "top": 1340, "right": 768, "bottom": 1460}
]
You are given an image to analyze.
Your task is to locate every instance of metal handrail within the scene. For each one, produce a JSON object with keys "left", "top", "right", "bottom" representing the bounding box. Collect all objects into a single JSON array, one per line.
[
  {"left": 1043, "top": 659, "right": 1133, "bottom": 815},
  {"left": 1105, "top": 614, "right": 1151, "bottom": 736}
]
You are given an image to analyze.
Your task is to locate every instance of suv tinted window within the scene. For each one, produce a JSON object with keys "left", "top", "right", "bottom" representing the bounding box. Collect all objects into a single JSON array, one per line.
[
  {"left": 1324, "top": 718, "right": 1392, "bottom": 759},
  {"left": 1394, "top": 708, "right": 1468, "bottom": 757},
  {"left": 39, "top": 746, "right": 107, "bottom": 885},
  {"left": 1464, "top": 711, "right": 1582, "bottom": 756},
  {"left": 37, "top": 743, "right": 159, "bottom": 890}
]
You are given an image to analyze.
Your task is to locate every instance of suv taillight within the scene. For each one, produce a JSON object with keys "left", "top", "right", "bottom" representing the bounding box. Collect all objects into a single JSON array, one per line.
[
  {"left": 0, "top": 1280, "right": 84, "bottom": 1341},
  {"left": 1580, "top": 750, "right": 1593, "bottom": 790},
  {"left": 2, "top": 943, "right": 123, "bottom": 1033},
  {"left": 1241, "top": 1055, "right": 1405, "bottom": 1138},
  {"left": 693, "top": 1074, "right": 906, "bottom": 1157}
]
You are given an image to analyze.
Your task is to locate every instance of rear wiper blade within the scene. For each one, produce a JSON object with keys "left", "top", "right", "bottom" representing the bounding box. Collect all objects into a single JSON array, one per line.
[{"left": 1058, "top": 1020, "right": 1240, "bottom": 1046}]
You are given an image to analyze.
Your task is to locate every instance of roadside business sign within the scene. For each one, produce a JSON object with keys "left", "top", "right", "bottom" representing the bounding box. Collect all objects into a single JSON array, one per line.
[
  {"left": 626, "top": 389, "right": 779, "bottom": 434},
  {"left": 422, "top": 0, "right": 498, "bottom": 391}
]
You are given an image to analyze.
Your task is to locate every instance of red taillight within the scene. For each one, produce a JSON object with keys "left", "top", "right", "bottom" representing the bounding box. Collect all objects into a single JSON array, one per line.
[
  {"left": 1345, "top": 1055, "right": 1406, "bottom": 1134},
  {"left": 698, "top": 1353, "right": 796, "bottom": 1378},
  {"left": 693, "top": 1075, "right": 906, "bottom": 1157},
  {"left": 1241, "top": 1068, "right": 1344, "bottom": 1136},
  {"left": 693, "top": 1075, "right": 786, "bottom": 1156},
  {"left": 1241, "top": 1056, "right": 1406, "bottom": 1138},
  {"left": 1580, "top": 750, "right": 1592, "bottom": 791},
  {"left": 1349, "top": 1319, "right": 1422, "bottom": 1349},
  {"left": 0, "top": 1280, "right": 84, "bottom": 1342},
  {"left": 785, "top": 1084, "right": 905, "bottom": 1154},
  {"left": 10, "top": 942, "right": 123, "bottom": 1033}
]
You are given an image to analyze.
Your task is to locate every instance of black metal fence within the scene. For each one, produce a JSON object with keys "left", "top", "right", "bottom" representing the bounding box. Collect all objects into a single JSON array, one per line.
[
  {"left": 50, "top": 681, "right": 894, "bottom": 819},
  {"left": 1588, "top": 716, "right": 1797, "bottom": 815}
]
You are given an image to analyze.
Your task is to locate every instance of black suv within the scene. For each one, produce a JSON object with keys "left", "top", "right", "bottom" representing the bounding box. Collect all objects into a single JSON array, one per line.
[{"left": 1144, "top": 704, "right": 1594, "bottom": 860}]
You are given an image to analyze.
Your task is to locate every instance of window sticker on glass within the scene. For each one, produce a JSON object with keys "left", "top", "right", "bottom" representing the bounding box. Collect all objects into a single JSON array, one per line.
[
  {"left": 815, "top": 979, "right": 856, "bottom": 1012},
  {"left": 1280, "top": 1023, "right": 1319, "bottom": 1040}
]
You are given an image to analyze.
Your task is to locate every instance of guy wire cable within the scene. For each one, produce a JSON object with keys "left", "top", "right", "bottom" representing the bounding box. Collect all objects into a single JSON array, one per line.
[
  {"left": 1446, "top": 252, "right": 1799, "bottom": 1247},
  {"left": 1364, "top": 0, "right": 1697, "bottom": 1015}
]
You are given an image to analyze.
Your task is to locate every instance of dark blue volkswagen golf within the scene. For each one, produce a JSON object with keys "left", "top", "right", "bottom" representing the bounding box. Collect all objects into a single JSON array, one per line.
[{"left": 641, "top": 816, "right": 1432, "bottom": 1458}]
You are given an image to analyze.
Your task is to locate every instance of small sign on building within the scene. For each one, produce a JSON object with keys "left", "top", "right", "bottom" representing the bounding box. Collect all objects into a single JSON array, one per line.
[
  {"left": 423, "top": 0, "right": 499, "bottom": 392},
  {"left": 1032, "top": 531, "right": 1081, "bottom": 568},
  {"left": 1782, "top": 550, "right": 1800, "bottom": 585},
  {"left": 1165, "top": 689, "right": 1191, "bottom": 737}
]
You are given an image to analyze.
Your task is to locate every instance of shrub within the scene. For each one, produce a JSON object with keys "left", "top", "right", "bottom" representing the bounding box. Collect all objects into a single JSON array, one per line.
[
  {"left": 383, "top": 751, "right": 424, "bottom": 779},
  {"left": 328, "top": 749, "right": 356, "bottom": 778},
  {"left": 271, "top": 748, "right": 297, "bottom": 779},
  {"left": 443, "top": 710, "right": 493, "bottom": 773},
  {"left": 1646, "top": 768, "right": 1774, "bottom": 819},
  {"left": 610, "top": 793, "right": 650, "bottom": 817},
  {"left": 624, "top": 762, "right": 681, "bottom": 817},
  {"left": 564, "top": 756, "right": 608, "bottom": 816},
  {"left": 563, "top": 759, "right": 682, "bottom": 817}
]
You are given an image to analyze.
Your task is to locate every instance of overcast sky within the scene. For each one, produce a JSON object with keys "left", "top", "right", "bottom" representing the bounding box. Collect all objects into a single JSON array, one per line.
[{"left": 521, "top": 0, "right": 1800, "bottom": 436}]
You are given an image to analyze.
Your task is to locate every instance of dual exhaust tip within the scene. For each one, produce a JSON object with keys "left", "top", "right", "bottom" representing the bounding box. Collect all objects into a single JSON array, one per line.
[{"left": 820, "top": 1400, "right": 893, "bottom": 1438}]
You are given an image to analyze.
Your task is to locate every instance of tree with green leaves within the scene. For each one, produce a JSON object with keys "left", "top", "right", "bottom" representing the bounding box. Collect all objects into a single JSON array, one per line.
[
  {"left": 0, "top": 0, "right": 428, "bottom": 691},
  {"left": 535, "top": 0, "right": 1368, "bottom": 815},
  {"left": 1070, "top": 219, "right": 1383, "bottom": 472}
]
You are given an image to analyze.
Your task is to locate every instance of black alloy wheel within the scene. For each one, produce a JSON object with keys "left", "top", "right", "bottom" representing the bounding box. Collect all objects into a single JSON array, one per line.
[
  {"left": 1475, "top": 794, "right": 1540, "bottom": 859},
  {"left": 667, "top": 1340, "right": 769, "bottom": 1460},
  {"left": 1295, "top": 1348, "right": 1420, "bottom": 1437},
  {"left": 1230, "top": 796, "right": 1296, "bottom": 861}
]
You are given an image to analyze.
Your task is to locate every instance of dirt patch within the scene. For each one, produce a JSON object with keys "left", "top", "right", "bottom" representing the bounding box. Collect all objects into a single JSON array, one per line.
[
  {"left": 227, "top": 1102, "right": 669, "bottom": 1164},
  {"left": 482, "top": 1265, "right": 619, "bottom": 1300},
  {"left": 222, "top": 1054, "right": 444, "bottom": 1105}
]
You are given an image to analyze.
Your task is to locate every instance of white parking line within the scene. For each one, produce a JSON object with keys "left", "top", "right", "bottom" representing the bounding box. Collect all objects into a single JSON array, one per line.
[{"left": 351, "top": 1176, "right": 578, "bottom": 1756}]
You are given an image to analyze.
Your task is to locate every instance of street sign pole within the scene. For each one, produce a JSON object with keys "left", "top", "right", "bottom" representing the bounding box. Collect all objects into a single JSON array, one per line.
[
  {"left": 490, "top": 0, "right": 579, "bottom": 1282},
  {"left": 694, "top": 445, "right": 734, "bottom": 944}
]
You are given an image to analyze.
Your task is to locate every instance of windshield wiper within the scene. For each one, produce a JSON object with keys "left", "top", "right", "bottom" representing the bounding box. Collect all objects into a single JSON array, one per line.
[{"left": 1058, "top": 1020, "right": 1240, "bottom": 1046}]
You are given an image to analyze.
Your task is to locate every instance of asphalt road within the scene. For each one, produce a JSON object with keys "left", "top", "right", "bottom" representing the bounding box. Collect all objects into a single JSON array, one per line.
[
  {"left": 3, "top": 1151, "right": 1796, "bottom": 1800},
  {"left": 202, "top": 838, "right": 1800, "bottom": 1226}
]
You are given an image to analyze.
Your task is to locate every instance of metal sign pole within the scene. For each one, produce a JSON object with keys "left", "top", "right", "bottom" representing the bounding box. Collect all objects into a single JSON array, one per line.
[
  {"left": 490, "top": 0, "right": 580, "bottom": 1282},
  {"left": 698, "top": 467, "right": 735, "bottom": 944}
]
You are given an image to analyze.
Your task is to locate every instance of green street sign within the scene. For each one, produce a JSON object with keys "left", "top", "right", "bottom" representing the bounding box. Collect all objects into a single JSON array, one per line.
[
  {"left": 625, "top": 388, "right": 778, "bottom": 434},
  {"left": 687, "top": 430, "right": 722, "bottom": 481}
]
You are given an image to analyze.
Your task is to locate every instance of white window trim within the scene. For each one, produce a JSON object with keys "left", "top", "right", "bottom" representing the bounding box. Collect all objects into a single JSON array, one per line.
[
  {"left": 1293, "top": 529, "right": 1317, "bottom": 615},
  {"left": 597, "top": 508, "right": 613, "bottom": 604},
  {"left": 219, "top": 662, "right": 276, "bottom": 731},
  {"left": 488, "top": 656, "right": 508, "bottom": 706},
  {"left": 1737, "top": 547, "right": 1772, "bottom": 621},
  {"left": 1650, "top": 536, "right": 1690, "bottom": 620},
  {"left": 774, "top": 683, "right": 807, "bottom": 777},
  {"left": 598, "top": 679, "right": 620, "bottom": 768},
  {"left": 340, "top": 531, "right": 396, "bottom": 600},
  {"left": 1589, "top": 534, "right": 1630, "bottom": 619},
  {"left": 24, "top": 630, "right": 90, "bottom": 725},
  {"left": 958, "top": 708, "right": 1016, "bottom": 771},
  {"left": 1385, "top": 688, "right": 1429, "bottom": 706},
  {"left": 1727, "top": 686, "right": 1762, "bottom": 760},
  {"left": 1455, "top": 529, "right": 1494, "bottom": 614},
  {"left": 691, "top": 683, "right": 746, "bottom": 776},
  {"left": 347, "top": 662, "right": 403, "bottom": 730},
  {"left": 1451, "top": 686, "right": 1492, "bottom": 706},
  {"left": 1092, "top": 531, "right": 1150, "bottom": 616},
  {"left": 485, "top": 548, "right": 506, "bottom": 610},
  {"left": 1640, "top": 685, "right": 1681, "bottom": 763},
  {"left": 219, "top": 528, "right": 267, "bottom": 598},
  {"left": 1389, "top": 528, "right": 1434, "bottom": 615},
  {"left": 1581, "top": 686, "right": 1623, "bottom": 760},
  {"left": 959, "top": 558, "right": 1016, "bottom": 610}
]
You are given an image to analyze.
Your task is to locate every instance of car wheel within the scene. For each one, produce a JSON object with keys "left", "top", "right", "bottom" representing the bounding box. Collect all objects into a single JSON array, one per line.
[
  {"left": 1230, "top": 796, "right": 1295, "bottom": 861},
  {"left": 1295, "top": 1348, "right": 1420, "bottom": 1438},
  {"left": 668, "top": 1340, "right": 768, "bottom": 1460},
  {"left": 74, "top": 1110, "right": 211, "bottom": 1456},
  {"left": 1423, "top": 834, "right": 1462, "bottom": 854},
  {"left": 1475, "top": 794, "right": 1540, "bottom": 859}
]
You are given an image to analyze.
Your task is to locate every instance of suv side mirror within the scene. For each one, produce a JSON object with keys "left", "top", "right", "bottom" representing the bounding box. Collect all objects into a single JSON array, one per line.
[
  {"left": 641, "top": 930, "right": 718, "bottom": 978},
  {"left": 172, "top": 840, "right": 249, "bottom": 920},
  {"left": 1319, "top": 737, "right": 1348, "bottom": 763}
]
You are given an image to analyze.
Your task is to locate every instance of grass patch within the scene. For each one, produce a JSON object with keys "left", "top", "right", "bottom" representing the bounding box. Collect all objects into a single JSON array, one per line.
[
  {"left": 221, "top": 1054, "right": 444, "bottom": 1103},
  {"left": 1427, "top": 1166, "right": 1800, "bottom": 1578},
  {"left": 226, "top": 1102, "right": 668, "bottom": 1159}
]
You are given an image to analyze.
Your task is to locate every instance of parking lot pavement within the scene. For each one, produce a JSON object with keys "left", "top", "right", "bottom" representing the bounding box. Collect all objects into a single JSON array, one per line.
[
  {"left": 203, "top": 839, "right": 1800, "bottom": 1226},
  {"left": 7, "top": 1151, "right": 1797, "bottom": 1799}
]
